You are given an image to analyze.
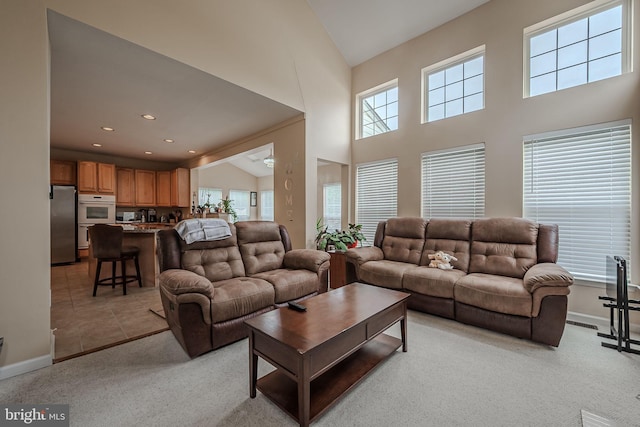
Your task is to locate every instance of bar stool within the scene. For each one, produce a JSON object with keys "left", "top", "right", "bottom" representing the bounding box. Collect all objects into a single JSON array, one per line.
[{"left": 89, "top": 224, "right": 142, "bottom": 296}]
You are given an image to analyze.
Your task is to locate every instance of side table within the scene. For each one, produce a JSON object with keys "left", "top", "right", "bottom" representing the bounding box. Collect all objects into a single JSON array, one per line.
[{"left": 328, "top": 250, "right": 347, "bottom": 289}]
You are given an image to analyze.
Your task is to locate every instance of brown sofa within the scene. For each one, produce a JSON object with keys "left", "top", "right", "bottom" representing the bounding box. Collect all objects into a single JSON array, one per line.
[
  {"left": 157, "top": 221, "right": 330, "bottom": 357},
  {"left": 345, "top": 217, "right": 574, "bottom": 346}
]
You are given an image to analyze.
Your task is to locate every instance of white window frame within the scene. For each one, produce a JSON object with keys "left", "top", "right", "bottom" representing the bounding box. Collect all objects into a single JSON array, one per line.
[
  {"left": 421, "top": 45, "right": 485, "bottom": 123},
  {"left": 421, "top": 143, "right": 485, "bottom": 219},
  {"left": 355, "top": 158, "right": 398, "bottom": 243},
  {"left": 523, "top": 0, "right": 632, "bottom": 98},
  {"left": 523, "top": 120, "right": 631, "bottom": 285},
  {"left": 355, "top": 79, "right": 399, "bottom": 140}
]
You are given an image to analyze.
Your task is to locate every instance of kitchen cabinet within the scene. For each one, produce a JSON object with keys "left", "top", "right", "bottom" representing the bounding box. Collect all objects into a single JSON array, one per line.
[
  {"left": 135, "top": 169, "right": 156, "bottom": 206},
  {"left": 116, "top": 168, "right": 136, "bottom": 206},
  {"left": 98, "top": 163, "right": 116, "bottom": 193},
  {"left": 156, "top": 171, "right": 172, "bottom": 207},
  {"left": 77, "top": 161, "right": 115, "bottom": 194},
  {"left": 170, "top": 167, "right": 191, "bottom": 207},
  {"left": 50, "top": 160, "right": 76, "bottom": 185}
]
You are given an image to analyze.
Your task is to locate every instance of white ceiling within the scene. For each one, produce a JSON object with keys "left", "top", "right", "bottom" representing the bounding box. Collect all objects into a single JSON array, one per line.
[
  {"left": 306, "top": 0, "right": 490, "bottom": 66},
  {"left": 48, "top": 2, "right": 489, "bottom": 177},
  {"left": 48, "top": 11, "right": 300, "bottom": 172}
]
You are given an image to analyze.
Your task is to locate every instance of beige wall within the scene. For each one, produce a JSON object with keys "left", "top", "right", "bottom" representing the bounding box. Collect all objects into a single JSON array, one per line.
[
  {"left": 0, "top": 0, "right": 350, "bottom": 372},
  {"left": 0, "top": 0, "right": 51, "bottom": 372},
  {"left": 187, "top": 117, "right": 308, "bottom": 248},
  {"left": 197, "top": 162, "right": 260, "bottom": 220},
  {"left": 351, "top": 0, "right": 640, "bottom": 323}
]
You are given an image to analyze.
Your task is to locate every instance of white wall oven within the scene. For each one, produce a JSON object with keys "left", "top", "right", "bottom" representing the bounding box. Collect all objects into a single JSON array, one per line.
[{"left": 77, "top": 194, "right": 116, "bottom": 249}]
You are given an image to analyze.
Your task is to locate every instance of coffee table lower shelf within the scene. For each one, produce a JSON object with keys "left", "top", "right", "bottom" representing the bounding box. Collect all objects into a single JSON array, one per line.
[{"left": 256, "top": 333, "right": 401, "bottom": 424}]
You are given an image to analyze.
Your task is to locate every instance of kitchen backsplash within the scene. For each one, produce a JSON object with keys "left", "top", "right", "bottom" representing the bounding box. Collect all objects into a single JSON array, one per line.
[{"left": 116, "top": 206, "right": 185, "bottom": 223}]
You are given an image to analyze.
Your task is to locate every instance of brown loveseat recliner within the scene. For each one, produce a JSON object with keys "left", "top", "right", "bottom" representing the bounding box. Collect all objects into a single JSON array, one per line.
[
  {"left": 157, "top": 221, "right": 330, "bottom": 357},
  {"left": 346, "top": 217, "right": 574, "bottom": 346}
]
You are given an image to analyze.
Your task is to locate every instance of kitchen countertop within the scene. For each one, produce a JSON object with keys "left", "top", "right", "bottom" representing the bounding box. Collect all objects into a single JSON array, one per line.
[{"left": 118, "top": 223, "right": 176, "bottom": 232}]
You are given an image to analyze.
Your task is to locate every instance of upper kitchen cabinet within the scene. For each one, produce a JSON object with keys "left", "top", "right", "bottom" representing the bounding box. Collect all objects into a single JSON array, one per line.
[
  {"left": 98, "top": 163, "right": 116, "bottom": 193},
  {"left": 156, "top": 171, "right": 172, "bottom": 207},
  {"left": 171, "top": 168, "right": 191, "bottom": 208},
  {"left": 77, "top": 161, "right": 115, "bottom": 194},
  {"left": 135, "top": 169, "right": 156, "bottom": 207},
  {"left": 116, "top": 168, "right": 135, "bottom": 206},
  {"left": 50, "top": 160, "right": 76, "bottom": 185}
]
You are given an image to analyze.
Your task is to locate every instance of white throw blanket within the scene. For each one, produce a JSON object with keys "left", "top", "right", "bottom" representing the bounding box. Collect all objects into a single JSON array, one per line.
[{"left": 174, "top": 219, "right": 231, "bottom": 244}]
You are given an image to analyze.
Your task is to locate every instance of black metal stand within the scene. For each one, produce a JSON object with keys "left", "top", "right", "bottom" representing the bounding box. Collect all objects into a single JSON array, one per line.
[{"left": 597, "top": 293, "right": 640, "bottom": 355}]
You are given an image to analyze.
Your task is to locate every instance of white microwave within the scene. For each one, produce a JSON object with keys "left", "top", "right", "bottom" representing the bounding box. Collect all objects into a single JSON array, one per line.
[{"left": 78, "top": 194, "right": 116, "bottom": 224}]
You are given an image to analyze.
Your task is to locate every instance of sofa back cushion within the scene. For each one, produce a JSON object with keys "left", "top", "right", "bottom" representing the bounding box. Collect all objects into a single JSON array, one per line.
[
  {"left": 180, "top": 224, "right": 246, "bottom": 281},
  {"left": 381, "top": 217, "right": 427, "bottom": 265},
  {"left": 421, "top": 219, "right": 472, "bottom": 272},
  {"left": 469, "top": 218, "right": 539, "bottom": 279},
  {"left": 235, "top": 221, "right": 286, "bottom": 275}
]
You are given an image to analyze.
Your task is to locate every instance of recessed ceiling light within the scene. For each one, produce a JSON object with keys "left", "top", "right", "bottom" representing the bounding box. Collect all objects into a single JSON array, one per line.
[
  {"left": 144, "top": 151, "right": 153, "bottom": 155},
  {"left": 92, "top": 143, "right": 102, "bottom": 147},
  {"left": 101, "top": 126, "right": 114, "bottom": 132},
  {"left": 164, "top": 139, "right": 174, "bottom": 143},
  {"left": 141, "top": 114, "right": 156, "bottom": 120},
  {"left": 188, "top": 150, "right": 196, "bottom": 154}
]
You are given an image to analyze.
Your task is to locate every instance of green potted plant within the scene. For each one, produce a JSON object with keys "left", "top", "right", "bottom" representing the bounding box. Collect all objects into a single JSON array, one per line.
[
  {"left": 346, "top": 223, "right": 366, "bottom": 248},
  {"left": 218, "top": 196, "right": 238, "bottom": 222},
  {"left": 315, "top": 218, "right": 359, "bottom": 252}
]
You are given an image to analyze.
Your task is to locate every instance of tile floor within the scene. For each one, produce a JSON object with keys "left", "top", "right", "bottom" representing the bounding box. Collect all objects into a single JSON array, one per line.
[{"left": 51, "top": 260, "right": 168, "bottom": 362}]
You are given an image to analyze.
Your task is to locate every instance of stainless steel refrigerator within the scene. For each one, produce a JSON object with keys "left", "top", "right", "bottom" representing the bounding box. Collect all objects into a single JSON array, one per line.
[{"left": 50, "top": 185, "right": 77, "bottom": 264}]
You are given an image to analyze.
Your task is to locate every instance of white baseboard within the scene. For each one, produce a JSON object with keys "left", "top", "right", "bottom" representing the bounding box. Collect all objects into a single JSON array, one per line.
[
  {"left": 567, "top": 311, "right": 640, "bottom": 334},
  {"left": 0, "top": 355, "right": 52, "bottom": 381}
]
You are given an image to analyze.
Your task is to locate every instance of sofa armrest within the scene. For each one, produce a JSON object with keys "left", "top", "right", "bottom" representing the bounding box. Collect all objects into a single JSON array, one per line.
[
  {"left": 345, "top": 246, "right": 384, "bottom": 265},
  {"left": 523, "top": 263, "right": 574, "bottom": 293},
  {"left": 159, "top": 269, "right": 214, "bottom": 298},
  {"left": 283, "top": 249, "right": 330, "bottom": 273}
]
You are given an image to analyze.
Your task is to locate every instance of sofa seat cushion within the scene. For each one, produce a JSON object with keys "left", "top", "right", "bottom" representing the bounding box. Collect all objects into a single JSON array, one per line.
[
  {"left": 210, "top": 277, "right": 275, "bottom": 323},
  {"left": 358, "top": 260, "right": 416, "bottom": 289},
  {"left": 403, "top": 266, "right": 466, "bottom": 299},
  {"left": 454, "top": 273, "right": 532, "bottom": 317},
  {"left": 253, "top": 269, "right": 319, "bottom": 303}
]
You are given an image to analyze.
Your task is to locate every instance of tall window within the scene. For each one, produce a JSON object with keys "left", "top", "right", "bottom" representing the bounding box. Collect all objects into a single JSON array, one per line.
[
  {"left": 523, "top": 121, "right": 631, "bottom": 283},
  {"left": 423, "top": 46, "right": 485, "bottom": 123},
  {"left": 323, "top": 183, "right": 342, "bottom": 231},
  {"left": 356, "top": 159, "right": 398, "bottom": 242},
  {"left": 356, "top": 79, "right": 398, "bottom": 139},
  {"left": 260, "top": 190, "right": 274, "bottom": 221},
  {"left": 422, "top": 144, "right": 485, "bottom": 219},
  {"left": 198, "top": 187, "right": 222, "bottom": 208},
  {"left": 229, "top": 190, "right": 250, "bottom": 222},
  {"left": 525, "top": 0, "right": 630, "bottom": 97}
]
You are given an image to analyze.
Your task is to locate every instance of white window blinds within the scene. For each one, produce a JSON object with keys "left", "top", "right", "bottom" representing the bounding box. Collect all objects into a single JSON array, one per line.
[
  {"left": 356, "top": 159, "right": 398, "bottom": 242},
  {"left": 323, "top": 183, "right": 342, "bottom": 231},
  {"left": 422, "top": 144, "right": 485, "bottom": 219},
  {"left": 260, "top": 190, "right": 274, "bottom": 221},
  {"left": 523, "top": 122, "right": 631, "bottom": 283},
  {"left": 198, "top": 188, "right": 222, "bottom": 208},
  {"left": 229, "top": 190, "right": 250, "bottom": 222}
]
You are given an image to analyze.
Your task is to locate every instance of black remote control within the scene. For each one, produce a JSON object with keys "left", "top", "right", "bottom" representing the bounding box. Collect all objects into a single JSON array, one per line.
[{"left": 288, "top": 301, "right": 307, "bottom": 312}]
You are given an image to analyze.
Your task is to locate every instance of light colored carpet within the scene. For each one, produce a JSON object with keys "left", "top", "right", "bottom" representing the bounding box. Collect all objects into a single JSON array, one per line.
[{"left": 1, "top": 311, "right": 639, "bottom": 426}]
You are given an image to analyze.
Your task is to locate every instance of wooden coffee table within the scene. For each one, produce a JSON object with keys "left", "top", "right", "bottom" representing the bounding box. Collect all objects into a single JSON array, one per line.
[{"left": 245, "top": 282, "right": 410, "bottom": 427}]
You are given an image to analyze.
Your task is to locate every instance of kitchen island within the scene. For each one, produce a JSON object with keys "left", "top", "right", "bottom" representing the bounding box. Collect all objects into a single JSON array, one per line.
[{"left": 88, "top": 223, "right": 175, "bottom": 288}]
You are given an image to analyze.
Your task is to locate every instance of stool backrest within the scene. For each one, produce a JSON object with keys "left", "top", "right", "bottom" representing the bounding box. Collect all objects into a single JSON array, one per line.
[{"left": 89, "top": 224, "right": 123, "bottom": 259}]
